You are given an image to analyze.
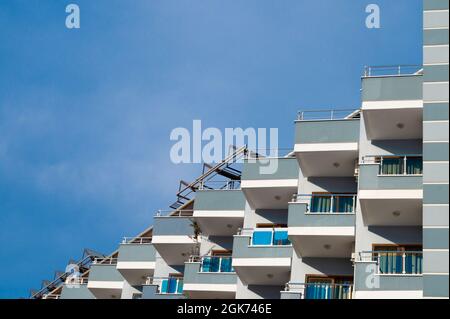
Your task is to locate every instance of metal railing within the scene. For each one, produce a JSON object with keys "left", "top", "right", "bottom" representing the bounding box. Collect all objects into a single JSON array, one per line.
[
  {"left": 284, "top": 282, "right": 353, "bottom": 299},
  {"left": 122, "top": 237, "right": 153, "bottom": 244},
  {"left": 43, "top": 294, "right": 61, "bottom": 300},
  {"left": 292, "top": 194, "right": 357, "bottom": 214},
  {"left": 65, "top": 276, "right": 89, "bottom": 285},
  {"left": 154, "top": 209, "right": 194, "bottom": 217},
  {"left": 359, "top": 251, "right": 423, "bottom": 275},
  {"left": 244, "top": 148, "right": 295, "bottom": 159},
  {"left": 363, "top": 65, "right": 423, "bottom": 77},
  {"left": 198, "top": 180, "right": 241, "bottom": 191},
  {"left": 361, "top": 155, "right": 423, "bottom": 176},
  {"left": 189, "top": 255, "right": 235, "bottom": 273},
  {"left": 30, "top": 250, "right": 103, "bottom": 299},
  {"left": 93, "top": 257, "right": 118, "bottom": 265},
  {"left": 238, "top": 228, "right": 291, "bottom": 246},
  {"left": 145, "top": 277, "right": 184, "bottom": 294},
  {"left": 297, "top": 109, "right": 360, "bottom": 121}
]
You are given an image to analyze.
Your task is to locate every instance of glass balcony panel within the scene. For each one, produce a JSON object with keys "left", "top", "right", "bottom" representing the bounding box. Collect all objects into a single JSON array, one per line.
[
  {"left": 305, "top": 284, "right": 332, "bottom": 299},
  {"left": 273, "top": 231, "right": 290, "bottom": 246},
  {"left": 333, "top": 196, "right": 355, "bottom": 213},
  {"left": 161, "top": 278, "right": 182, "bottom": 294},
  {"left": 381, "top": 158, "right": 404, "bottom": 175},
  {"left": 252, "top": 231, "right": 273, "bottom": 245},
  {"left": 405, "top": 253, "right": 423, "bottom": 274},
  {"left": 379, "top": 253, "right": 403, "bottom": 274},
  {"left": 177, "top": 280, "right": 184, "bottom": 294},
  {"left": 311, "top": 196, "right": 331, "bottom": 212},
  {"left": 406, "top": 157, "right": 423, "bottom": 175},
  {"left": 220, "top": 257, "right": 233, "bottom": 273}
]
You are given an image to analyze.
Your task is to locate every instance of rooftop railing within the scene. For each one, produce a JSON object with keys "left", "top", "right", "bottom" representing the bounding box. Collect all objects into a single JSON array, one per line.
[
  {"left": 198, "top": 180, "right": 241, "bottom": 190},
  {"left": 292, "top": 194, "right": 357, "bottom": 214},
  {"left": 65, "top": 277, "right": 89, "bottom": 285},
  {"left": 284, "top": 282, "right": 353, "bottom": 299},
  {"left": 358, "top": 251, "right": 423, "bottom": 275},
  {"left": 297, "top": 109, "right": 360, "bottom": 121},
  {"left": 154, "top": 209, "right": 194, "bottom": 217},
  {"left": 122, "top": 237, "right": 153, "bottom": 244},
  {"left": 361, "top": 155, "right": 423, "bottom": 176},
  {"left": 43, "top": 294, "right": 61, "bottom": 300},
  {"left": 92, "top": 257, "right": 118, "bottom": 265},
  {"left": 244, "top": 148, "right": 295, "bottom": 159},
  {"left": 363, "top": 65, "right": 423, "bottom": 77}
]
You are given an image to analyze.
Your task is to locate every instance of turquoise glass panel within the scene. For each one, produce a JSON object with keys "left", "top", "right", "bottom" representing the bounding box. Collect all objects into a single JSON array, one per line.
[
  {"left": 252, "top": 231, "right": 273, "bottom": 245},
  {"left": 273, "top": 231, "right": 290, "bottom": 246}
]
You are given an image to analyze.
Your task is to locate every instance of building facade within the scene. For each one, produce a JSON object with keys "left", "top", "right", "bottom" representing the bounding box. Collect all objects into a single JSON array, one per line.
[{"left": 32, "top": 1, "right": 448, "bottom": 300}]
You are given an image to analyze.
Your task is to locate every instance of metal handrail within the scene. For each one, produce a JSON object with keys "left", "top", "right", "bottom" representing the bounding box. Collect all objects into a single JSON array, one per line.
[
  {"left": 198, "top": 180, "right": 241, "bottom": 191},
  {"left": 244, "top": 148, "right": 295, "bottom": 159},
  {"left": 359, "top": 251, "right": 423, "bottom": 275},
  {"left": 363, "top": 65, "right": 423, "bottom": 77},
  {"left": 297, "top": 109, "right": 360, "bottom": 121},
  {"left": 122, "top": 237, "right": 153, "bottom": 244},
  {"left": 65, "top": 277, "right": 89, "bottom": 285},
  {"left": 173, "top": 145, "right": 247, "bottom": 205},
  {"left": 93, "top": 257, "right": 118, "bottom": 265},
  {"left": 284, "top": 282, "right": 354, "bottom": 299},
  {"left": 361, "top": 155, "right": 423, "bottom": 176},
  {"left": 154, "top": 209, "right": 194, "bottom": 217},
  {"left": 238, "top": 228, "right": 291, "bottom": 246},
  {"left": 145, "top": 276, "right": 184, "bottom": 294},
  {"left": 43, "top": 294, "right": 61, "bottom": 300},
  {"left": 292, "top": 194, "right": 357, "bottom": 214},
  {"left": 30, "top": 252, "right": 100, "bottom": 299},
  {"left": 189, "top": 255, "right": 234, "bottom": 273}
]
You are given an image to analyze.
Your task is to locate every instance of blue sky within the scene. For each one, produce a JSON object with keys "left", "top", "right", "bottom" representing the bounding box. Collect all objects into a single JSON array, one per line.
[{"left": 0, "top": 0, "right": 422, "bottom": 298}]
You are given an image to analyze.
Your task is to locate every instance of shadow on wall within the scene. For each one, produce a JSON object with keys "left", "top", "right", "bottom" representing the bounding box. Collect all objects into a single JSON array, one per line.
[
  {"left": 301, "top": 257, "right": 354, "bottom": 276},
  {"left": 306, "top": 177, "right": 358, "bottom": 193},
  {"left": 368, "top": 226, "right": 423, "bottom": 244},
  {"left": 371, "top": 140, "right": 423, "bottom": 155},
  {"left": 247, "top": 285, "right": 285, "bottom": 299},
  {"left": 255, "top": 209, "right": 289, "bottom": 225}
]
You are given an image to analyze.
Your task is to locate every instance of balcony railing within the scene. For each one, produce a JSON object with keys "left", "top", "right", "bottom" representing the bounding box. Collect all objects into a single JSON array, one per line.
[
  {"left": 284, "top": 283, "right": 353, "bottom": 299},
  {"left": 92, "top": 257, "right": 118, "bottom": 265},
  {"left": 362, "top": 155, "right": 423, "bottom": 176},
  {"left": 65, "top": 277, "right": 89, "bottom": 285},
  {"left": 239, "top": 228, "right": 291, "bottom": 246},
  {"left": 363, "top": 65, "right": 423, "bottom": 77},
  {"left": 43, "top": 294, "right": 61, "bottom": 300},
  {"left": 198, "top": 180, "right": 241, "bottom": 190},
  {"left": 146, "top": 277, "right": 184, "bottom": 295},
  {"left": 154, "top": 209, "right": 194, "bottom": 217},
  {"left": 190, "top": 255, "right": 235, "bottom": 273},
  {"left": 244, "top": 148, "right": 295, "bottom": 159},
  {"left": 121, "top": 237, "right": 153, "bottom": 244},
  {"left": 292, "top": 194, "right": 357, "bottom": 214},
  {"left": 359, "top": 251, "right": 423, "bottom": 275},
  {"left": 297, "top": 109, "right": 360, "bottom": 121}
]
